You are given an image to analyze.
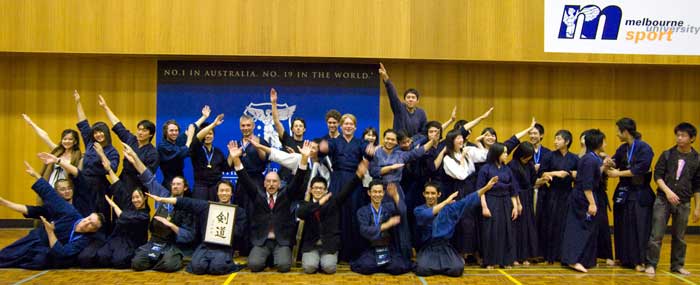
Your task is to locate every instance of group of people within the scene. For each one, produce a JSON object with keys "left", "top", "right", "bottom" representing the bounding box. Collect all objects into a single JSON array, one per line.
[{"left": 0, "top": 63, "right": 699, "bottom": 277}]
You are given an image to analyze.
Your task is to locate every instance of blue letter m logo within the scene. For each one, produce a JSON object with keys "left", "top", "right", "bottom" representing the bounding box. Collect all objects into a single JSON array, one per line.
[{"left": 558, "top": 5, "right": 622, "bottom": 40}]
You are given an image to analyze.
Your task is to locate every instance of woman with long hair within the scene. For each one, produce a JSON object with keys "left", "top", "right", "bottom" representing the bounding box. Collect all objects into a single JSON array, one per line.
[
  {"left": 508, "top": 142, "right": 550, "bottom": 265},
  {"left": 23, "top": 114, "right": 82, "bottom": 186}
]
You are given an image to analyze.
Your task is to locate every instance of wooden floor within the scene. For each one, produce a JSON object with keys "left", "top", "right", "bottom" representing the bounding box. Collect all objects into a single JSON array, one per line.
[{"left": 1, "top": 229, "right": 699, "bottom": 285}]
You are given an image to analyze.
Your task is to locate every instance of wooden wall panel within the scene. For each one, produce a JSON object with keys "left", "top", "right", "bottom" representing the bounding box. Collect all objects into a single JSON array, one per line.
[{"left": 1, "top": 0, "right": 699, "bottom": 64}]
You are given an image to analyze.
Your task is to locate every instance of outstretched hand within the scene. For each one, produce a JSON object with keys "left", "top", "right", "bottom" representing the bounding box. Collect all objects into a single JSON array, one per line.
[
  {"left": 24, "top": 161, "right": 40, "bottom": 179},
  {"left": 298, "top": 140, "right": 312, "bottom": 157},
  {"left": 270, "top": 88, "right": 278, "bottom": 103},
  {"left": 21, "top": 114, "right": 33, "bottom": 125},
  {"left": 153, "top": 216, "right": 174, "bottom": 227},
  {"left": 213, "top": 114, "right": 225, "bottom": 126},
  {"left": 37, "top": 152, "right": 58, "bottom": 165},
  {"left": 480, "top": 107, "right": 494, "bottom": 119},
  {"left": 486, "top": 176, "right": 499, "bottom": 188},
  {"left": 318, "top": 192, "right": 332, "bottom": 206},
  {"left": 227, "top": 140, "right": 243, "bottom": 158},
  {"left": 122, "top": 142, "right": 136, "bottom": 163},
  {"left": 39, "top": 216, "right": 55, "bottom": 232},
  {"left": 378, "top": 62, "right": 389, "bottom": 81},
  {"left": 97, "top": 94, "right": 108, "bottom": 108},
  {"left": 93, "top": 142, "right": 105, "bottom": 156},
  {"left": 145, "top": 192, "right": 165, "bottom": 203},
  {"left": 365, "top": 143, "right": 378, "bottom": 157},
  {"left": 201, "top": 105, "right": 211, "bottom": 118},
  {"left": 445, "top": 191, "right": 459, "bottom": 203},
  {"left": 386, "top": 183, "right": 400, "bottom": 201},
  {"left": 185, "top": 124, "right": 195, "bottom": 138}
]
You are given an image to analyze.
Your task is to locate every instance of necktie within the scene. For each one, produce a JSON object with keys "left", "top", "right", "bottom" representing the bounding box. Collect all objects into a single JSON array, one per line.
[
  {"left": 269, "top": 194, "right": 275, "bottom": 210},
  {"left": 314, "top": 209, "right": 321, "bottom": 222},
  {"left": 677, "top": 159, "right": 685, "bottom": 180}
]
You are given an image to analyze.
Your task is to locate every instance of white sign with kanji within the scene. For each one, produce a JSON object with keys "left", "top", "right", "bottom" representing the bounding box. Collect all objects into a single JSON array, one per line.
[{"left": 204, "top": 203, "right": 237, "bottom": 246}]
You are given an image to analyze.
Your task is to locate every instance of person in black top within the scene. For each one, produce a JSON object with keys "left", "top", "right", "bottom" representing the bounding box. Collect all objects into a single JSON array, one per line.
[
  {"left": 77, "top": 143, "right": 150, "bottom": 268},
  {"left": 157, "top": 105, "right": 208, "bottom": 190},
  {"left": 271, "top": 88, "right": 306, "bottom": 183},
  {"left": 146, "top": 179, "right": 248, "bottom": 275},
  {"left": 98, "top": 95, "right": 159, "bottom": 192},
  {"left": 0, "top": 162, "right": 104, "bottom": 269},
  {"left": 645, "top": 122, "right": 700, "bottom": 276},
  {"left": 607, "top": 118, "right": 655, "bottom": 271},
  {"left": 190, "top": 114, "right": 233, "bottom": 201},
  {"left": 229, "top": 140, "right": 309, "bottom": 273},
  {"left": 74, "top": 90, "right": 120, "bottom": 232},
  {"left": 296, "top": 159, "right": 368, "bottom": 274},
  {"left": 128, "top": 144, "right": 195, "bottom": 272}
]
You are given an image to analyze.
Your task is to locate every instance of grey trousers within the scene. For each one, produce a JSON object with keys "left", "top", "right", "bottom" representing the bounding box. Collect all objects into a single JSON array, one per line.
[
  {"left": 646, "top": 195, "right": 690, "bottom": 271},
  {"left": 301, "top": 249, "right": 338, "bottom": 274},
  {"left": 248, "top": 239, "right": 292, "bottom": 272}
]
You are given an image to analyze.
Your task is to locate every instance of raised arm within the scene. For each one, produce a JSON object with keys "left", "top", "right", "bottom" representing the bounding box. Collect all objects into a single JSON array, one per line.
[
  {"left": 421, "top": 137, "right": 435, "bottom": 152},
  {"left": 0, "top": 197, "right": 29, "bottom": 215},
  {"left": 233, "top": 137, "right": 274, "bottom": 167},
  {"left": 40, "top": 216, "right": 58, "bottom": 248},
  {"left": 250, "top": 135, "right": 268, "bottom": 161},
  {"left": 270, "top": 88, "right": 286, "bottom": 137},
  {"left": 94, "top": 142, "right": 119, "bottom": 183},
  {"left": 386, "top": 183, "right": 405, "bottom": 215},
  {"left": 22, "top": 114, "right": 57, "bottom": 150},
  {"left": 513, "top": 117, "right": 537, "bottom": 140},
  {"left": 97, "top": 95, "right": 121, "bottom": 126},
  {"left": 441, "top": 106, "right": 457, "bottom": 130},
  {"left": 145, "top": 192, "right": 178, "bottom": 206},
  {"left": 26, "top": 161, "right": 75, "bottom": 217},
  {"left": 74, "top": 90, "right": 87, "bottom": 122},
  {"left": 105, "top": 195, "right": 123, "bottom": 217},
  {"left": 286, "top": 141, "right": 311, "bottom": 200},
  {"left": 432, "top": 191, "right": 459, "bottom": 216},
  {"left": 461, "top": 107, "right": 494, "bottom": 132},
  {"left": 335, "top": 159, "right": 367, "bottom": 204},
  {"left": 194, "top": 105, "right": 211, "bottom": 128},
  {"left": 196, "top": 114, "right": 224, "bottom": 140},
  {"left": 184, "top": 124, "right": 195, "bottom": 148},
  {"left": 122, "top": 143, "right": 147, "bottom": 174},
  {"left": 153, "top": 216, "right": 183, "bottom": 236},
  {"left": 378, "top": 63, "right": 402, "bottom": 115},
  {"left": 432, "top": 147, "right": 447, "bottom": 171},
  {"left": 229, "top": 141, "right": 259, "bottom": 198}
]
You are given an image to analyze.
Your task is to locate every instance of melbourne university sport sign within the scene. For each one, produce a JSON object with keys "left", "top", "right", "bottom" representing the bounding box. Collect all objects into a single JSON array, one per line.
[{"left": 544, "top": 0, "right": 700, "bottom": 56}]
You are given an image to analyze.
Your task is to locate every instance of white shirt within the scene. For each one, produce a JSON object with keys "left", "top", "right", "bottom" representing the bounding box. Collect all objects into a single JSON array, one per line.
[{"left": 443, "top": 146, "right": 488, "bottom": 180}]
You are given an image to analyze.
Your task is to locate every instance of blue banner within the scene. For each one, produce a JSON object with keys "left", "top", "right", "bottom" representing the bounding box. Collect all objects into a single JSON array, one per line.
[{"left": 156, "top": 61, "right": 380, "bottom": 184}]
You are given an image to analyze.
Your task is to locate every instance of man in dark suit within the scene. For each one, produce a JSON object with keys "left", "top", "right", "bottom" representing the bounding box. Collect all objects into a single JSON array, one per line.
[
  {"left": 229, "top": 140, "right": 309, "bottom": 272},
  {"left": 295, "top": 159, "right": 368, "bottom": 274}
]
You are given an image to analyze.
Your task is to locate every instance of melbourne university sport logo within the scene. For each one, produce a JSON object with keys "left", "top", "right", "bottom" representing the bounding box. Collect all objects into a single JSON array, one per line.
[{"left": 558, "top": 4, "right": 622, "bottom": 40}]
